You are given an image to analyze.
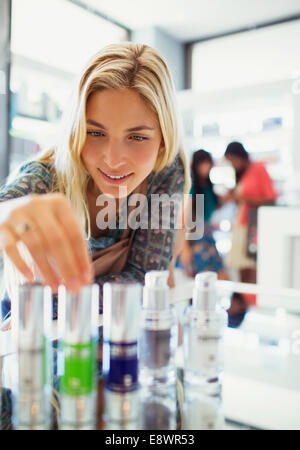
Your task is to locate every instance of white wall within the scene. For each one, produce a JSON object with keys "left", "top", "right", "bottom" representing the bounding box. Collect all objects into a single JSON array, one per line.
[
  {"left": 257, "top": 206, "right": 300, "bottom": 312},
  {"left": 191, "top": 20, "right": 300, "bottom": 92}
]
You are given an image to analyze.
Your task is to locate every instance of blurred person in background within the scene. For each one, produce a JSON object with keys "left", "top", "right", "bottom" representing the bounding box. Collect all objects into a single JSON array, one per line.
[
  {"left": 224, "top": 141, "right": 277, "bottom": 289},
  {"left": 177, "top": 149, "right": 228, "bottom": 280}
]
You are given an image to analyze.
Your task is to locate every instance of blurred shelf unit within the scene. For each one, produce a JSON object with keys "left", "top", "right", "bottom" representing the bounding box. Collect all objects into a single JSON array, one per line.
[
  {"left": 9, "top": 53, "right": 74, "bottom": 168},
  {"left": 10, "top": 53, "right": 74, "bottom": 121}
]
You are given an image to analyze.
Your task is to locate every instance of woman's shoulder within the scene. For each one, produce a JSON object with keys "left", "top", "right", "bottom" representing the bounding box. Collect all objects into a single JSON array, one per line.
[
  {"left": 249, "top": 161, "right": 269, "bottom": 177},
  {"left": 147, "top": 153, "right": 185, "bottom": 196},
  {"left": 250, "top": 161, "right": 265, "bottom": 170},
  {"left": 18, "top": 160, "right": 54, "bottom": 178},
  {"left": 0, "top": 159, "right": 55, "bottom": 201}
]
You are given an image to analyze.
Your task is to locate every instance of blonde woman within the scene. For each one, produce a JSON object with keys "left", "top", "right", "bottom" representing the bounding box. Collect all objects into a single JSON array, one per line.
[{"left": 0, "top": 42, "right": 188, "bottom": 322}]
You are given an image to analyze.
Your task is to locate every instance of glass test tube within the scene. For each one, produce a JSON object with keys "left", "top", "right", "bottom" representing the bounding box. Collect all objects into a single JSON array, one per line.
[
  {"left": 139, "top": 384, "right": 177, "bottom": 430},
  {"left": 58, "top": 284, "right": 99, "bottom": 430},
  {"left": 102, "top": 282, "right": 141, "bottom": 429},
  {"left": 12, "top": 283, "right": 53, "bottom": 430}
]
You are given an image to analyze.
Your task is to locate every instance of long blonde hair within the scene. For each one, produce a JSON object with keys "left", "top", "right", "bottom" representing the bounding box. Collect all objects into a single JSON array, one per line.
[{"left": 38, "top": 41, "right": 189, "bottom": 236}]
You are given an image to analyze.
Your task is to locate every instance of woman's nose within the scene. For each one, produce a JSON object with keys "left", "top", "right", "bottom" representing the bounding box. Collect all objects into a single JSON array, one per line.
[{"left": 103, "top": 140, "right": 126, "bottom": 169}]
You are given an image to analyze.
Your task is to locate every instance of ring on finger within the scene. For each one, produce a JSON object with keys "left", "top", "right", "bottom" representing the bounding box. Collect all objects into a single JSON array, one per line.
[{"left": 12, "top": 221, "right": 37, "bottom": 237}]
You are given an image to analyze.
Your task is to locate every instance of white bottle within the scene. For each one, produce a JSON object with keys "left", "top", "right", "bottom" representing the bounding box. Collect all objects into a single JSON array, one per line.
[
  {"left": 139, "top": 270, "right": 178, "bottom": 387},
  {"left": 182, "top": 272, "right": 227, "bottom": 430},
  {"left": 138, "top": 271, "right": 178, "bottom": 430}
]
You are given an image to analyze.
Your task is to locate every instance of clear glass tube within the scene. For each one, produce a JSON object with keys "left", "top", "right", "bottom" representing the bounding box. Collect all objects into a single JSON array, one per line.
[
  {"left": 102, "top": 282, "right": 142, "bottom": 425},
  {"left": 103, "top": 390, "right": 140, "bottom": 430},
  {"left": 58, "top": 284, "right": 99, "bottom": 430},
  {"left": 139, "top": 384, "right": 177, "bottom": 430},
  {"left": 12, "top": 283, "right": 53, "bottom": 430}
]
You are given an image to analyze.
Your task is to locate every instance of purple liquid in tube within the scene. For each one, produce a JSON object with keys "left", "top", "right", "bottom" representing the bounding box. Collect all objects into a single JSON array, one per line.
[{"left": 102, "top": 282, "right": 142, "bottom": 425}]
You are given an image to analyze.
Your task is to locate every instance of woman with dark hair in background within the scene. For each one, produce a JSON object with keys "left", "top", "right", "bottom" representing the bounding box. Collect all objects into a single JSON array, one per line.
[
  {"left": 178, "top": 149, "right": 227, "bottom": 279},
  {"left": 224, "top": 141, "right": 277, "bottom": 287}
]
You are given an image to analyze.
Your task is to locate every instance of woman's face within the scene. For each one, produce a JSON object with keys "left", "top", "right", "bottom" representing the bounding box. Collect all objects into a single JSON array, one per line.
[
  {"left": 81, "top": 88, "right": 163, "bottom": 198},
  {"left": 225, "top": 155, "right": 247, "bottom": 173},
  {"left": 196, "top": 161, "right": 212, "bottom": 180}
]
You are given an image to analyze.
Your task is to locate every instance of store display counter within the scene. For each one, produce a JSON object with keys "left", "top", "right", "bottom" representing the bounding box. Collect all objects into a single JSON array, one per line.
[{"left": 1, "top": 273, "right": 300, "bottom": 430}]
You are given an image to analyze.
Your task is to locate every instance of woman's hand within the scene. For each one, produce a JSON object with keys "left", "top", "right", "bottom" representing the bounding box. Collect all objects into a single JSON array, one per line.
[{"left": 0, "top": 193, "right": 94, "bottom": 293}]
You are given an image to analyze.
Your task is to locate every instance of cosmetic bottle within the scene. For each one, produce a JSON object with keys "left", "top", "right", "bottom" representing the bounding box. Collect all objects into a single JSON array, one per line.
[
  {"left": 139, "top": 384, "right": 178, "bottom": 430},
  {"left": 138, "top": 271, "right": 178, "bottom": 429},
  {"left": 58, "top": 284, "right": 99, "bottom": 430},
  {"left": 182, "top": 272, "right": 227, "bottom": 430},
  {"left": 102, "top": 282, "right": 141, "bottom": 429},
  {"left": 12, "top": 283, "right": 53, "bottom": 430},
  {"left": 139, "top": 271, "right": 178, "bottom": 388}
]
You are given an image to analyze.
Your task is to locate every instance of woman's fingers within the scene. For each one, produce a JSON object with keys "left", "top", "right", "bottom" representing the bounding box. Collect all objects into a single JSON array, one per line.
[
  {"left": 1, "top": 193, "right": 94, "bottom": 293},
  {"left": 53, "top": 197, "right": 94, "bottom": 283},
  {"left": 17, "top": 223, "right": 61, "bottom": 291},
  {"left": 0, "top": 225, "right": 34, "bottom": 281},
  {"left": 27, "top": 194, "right": 93, "bottom": 291},
  {"left": 31, "top": 214, "right": 88, "bottom": 292}
]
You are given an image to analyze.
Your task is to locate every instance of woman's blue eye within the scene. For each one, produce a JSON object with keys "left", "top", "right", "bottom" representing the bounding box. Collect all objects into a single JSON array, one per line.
[
  {"left": 87, "top": 132, "right": 148, "bottom": 141},
  {"left": 131, "top": 135, "right": 148, "bottom": 141},
  {"left": 87, "top": 131, "right": 104, "bottom": 137}
]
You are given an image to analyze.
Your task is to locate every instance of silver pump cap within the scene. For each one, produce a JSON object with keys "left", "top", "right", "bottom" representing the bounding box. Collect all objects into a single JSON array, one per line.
[
  {"left": 103, "top": 282, "right": 142, "bottom": 343},
  {"left": 58, "top": 284, "right": 99, "bottom": 345},
  {"left": 14, "top": 283, "right": 52, "bottom": 351},
  {"left": 143, "top": 270, "right": 170, "bottom": 310},
  {"left": 192, "top": 271, "right": 218, "bottom": 310}
]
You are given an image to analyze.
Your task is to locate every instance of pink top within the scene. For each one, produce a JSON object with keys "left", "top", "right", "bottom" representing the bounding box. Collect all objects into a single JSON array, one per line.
[{"left": 238, "top": 162, "right": 277, "bottom": 226}]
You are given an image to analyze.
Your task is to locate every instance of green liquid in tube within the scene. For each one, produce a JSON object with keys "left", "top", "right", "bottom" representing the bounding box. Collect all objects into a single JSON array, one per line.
[{"left": 61, "top": 340, "right": 97, "bottom": 397}]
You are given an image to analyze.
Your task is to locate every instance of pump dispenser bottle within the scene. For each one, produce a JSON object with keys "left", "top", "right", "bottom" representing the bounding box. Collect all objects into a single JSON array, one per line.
[
  {"left": 182, "top": 272, "right": 227, "bottom": 430},
  {"left": 139, "top": 270, "right": 178, "bottom": 430},
  {"left": 139, "top": 270, "right": 178, "bottom": 387}
]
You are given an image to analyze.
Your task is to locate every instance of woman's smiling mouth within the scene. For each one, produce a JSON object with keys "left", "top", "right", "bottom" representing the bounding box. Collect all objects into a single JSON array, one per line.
[{"left": 99, "top": 169, "right": 133, "bottom": 184}]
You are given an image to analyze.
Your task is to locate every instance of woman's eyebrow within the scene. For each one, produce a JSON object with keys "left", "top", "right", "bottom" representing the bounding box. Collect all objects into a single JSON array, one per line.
[
  {"left": 87, "top": 119, "right": 106, "bottom": 129},
  {"left": 86, "top": 119, "right": 154, "bottom": 132},
  {"left": 126, "top": 125, "right": 155, "bottom": 132}
]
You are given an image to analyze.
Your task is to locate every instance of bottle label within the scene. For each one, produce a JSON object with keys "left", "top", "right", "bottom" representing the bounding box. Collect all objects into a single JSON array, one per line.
[
  {"left": 185, "top": 328, "right": 223, "bottom": 373},
  {"left": 60, "top": 341, "right": 97, "bottom": 396},
  {"left": 103, "top": 341, "right": 138, "bottom": 393},
  {"left": 19, "top": 350, "right": 45, "bottom": 392},
  {"left": 18, "top": 338, "right": 52, "bottom": 393}
]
